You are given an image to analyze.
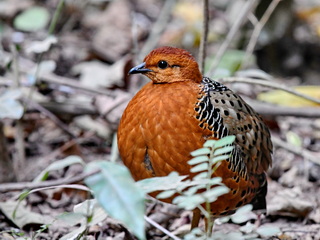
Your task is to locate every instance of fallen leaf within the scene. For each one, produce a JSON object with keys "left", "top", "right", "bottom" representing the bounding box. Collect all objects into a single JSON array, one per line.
[
  {"left": 258, "top": 86, "right": 320, "bottom": 107},
  {"left": 0, "top": 200, "right": 53, "bottom": 229}
]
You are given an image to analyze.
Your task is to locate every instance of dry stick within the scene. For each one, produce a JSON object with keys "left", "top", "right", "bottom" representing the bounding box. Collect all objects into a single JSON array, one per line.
[
  {"left": 219, "top": 77, "right": 320, "bottom": 104},
  {"left": 10, "top": 44, "right": 26, "bottom": 174},
  {"left": 272, "top": 136, "right": 320, "bottom": 166},
  {"left": 0, "top": 169, "right": 100, "bottom": 192},
  {"left": 206, "top": 0, "right": 256, "bottom": 76},
  {"left": 138, "top": 0, "right": 176, "bottom": 62},
  {"left": 20, "top": 71, "right": 116, "bottom": 97},
  {"left": 198, "top": 0, "right": 209, "bottom": 74},
  {"left": 247, "top": 100, "right": 320, "bottom": 118},
  {"left": 242, "top": 0, "right": 281, "bottom": 68},
  {"left": 144, "top": 216, "right": 181, "bottom": 240},
  {"left": 22, "top": 97, "right": 76, "bottom": 138}
]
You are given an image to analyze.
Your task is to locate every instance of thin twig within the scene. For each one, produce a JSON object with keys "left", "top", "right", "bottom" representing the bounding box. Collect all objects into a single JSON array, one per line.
[
  {"left": 144, "top": 216, "right": 182, "bottom": 240},
  {"left": 19, "top": 71, "right": 116, "bottom": 97},
  {"left": 48, "top": 0, "right": 65, "bottom": 35},
  {"left": 138, "top": 0, "right": 176, "bottom": 61},
  {"left": 22, "top": 97, "right": 76, "bottom": 138},
  {"left": 272, "top": 136, "right": 320, "bottom": 165},
  {"left": 10, "top": 44, "right": 26, "bottom": 173},
  {"left": 219, "top": 77, "right": 320, "bottom": 104},
  {"left": 206, "top": 0, "right": 256, "bottom": 76},
  {"left": 242, "top": 0, "right": 281, "bottom": 67},
  {"left": 198, "top": 0, "right": 209, "bottom": 74},
  {"left": 27, "top": 184, "right": 91, "bottom": 196},
  {"left": 0, "top": 169, "right": 100, "bottom": 192},
  {"left": 247, "top": 100, "right": 320, "bottom": 118}
]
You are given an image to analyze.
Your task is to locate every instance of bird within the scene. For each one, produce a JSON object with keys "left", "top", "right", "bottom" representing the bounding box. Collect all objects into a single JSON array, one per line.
[{"left": 117, "top": 46, "right": 273, "bottom": 228}]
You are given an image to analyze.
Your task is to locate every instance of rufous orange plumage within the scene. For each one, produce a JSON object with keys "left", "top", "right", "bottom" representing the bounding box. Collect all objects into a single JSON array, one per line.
[{"left": 117, "top": 46, "right": 272, "bottom": 226}]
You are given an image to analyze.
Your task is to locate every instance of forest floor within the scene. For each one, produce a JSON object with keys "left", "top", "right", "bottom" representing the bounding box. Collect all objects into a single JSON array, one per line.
[{"left": 0, "top": 0, "right": 320, "bottom": 239}]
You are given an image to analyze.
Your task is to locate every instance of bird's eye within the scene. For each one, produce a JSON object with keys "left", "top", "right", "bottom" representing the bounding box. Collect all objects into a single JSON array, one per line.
[{"left": 157, "top": 60, "right": 168, "bottom": 69}]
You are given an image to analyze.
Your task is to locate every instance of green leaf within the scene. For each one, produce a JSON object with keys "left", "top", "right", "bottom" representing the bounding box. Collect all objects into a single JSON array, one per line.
[
  {"left": 286, "top": 131, "right": 302, "bottom": 147},
  {"left": 256, "top": 225, "right": 281, "bottom": 237},
  {"left": 14, "top": 7, "right": 50, "bottom": 32},
  {"left": 190, "top": 162, "right": 208, "bottom": 173},
  {"left": 156, "top": 190, "right": 176, "bottom": 199},
  {"left": 211, "top": 155, "right": 231, "bottom": 164},
  {"left": 202, "top": 186, "right": 230, "bottom": 201},
  {"left": 34, "top": 156, "right": 85, "bottom": 182},
  {"left": 203, "top": 140, "right": 216, "bottom": 148},
  {"left": 191, "top": 147, "right": 210, "bottom": 156},
  {"left": 208, "top": 177, "right": 223, "bottom": 185},
  {"left": 173, "top": 195, "right": 205, "bottom": 210},
  {"left": 206, "top": 50, "right": 255, "bottom": 78},
  {"left": 193, "top": 172, "right": 208, "bottom": 180},
  {"left": 183, "top": 185, "right": 205, "bottom": 196},
  {"left": 213, "top": 146, "right": 234, "bottom": 156},
  {"left": 136, "top": 172, "right": 187, "bottom": 193},
  {"left": 214, "top": 135, "right": 236, "bottom": 148},
  {"left": 85, "top": 161, "right": 145, "bottom": 240},
  {"left": 188, "top": 155, "right": 209, "bottom": 165}
]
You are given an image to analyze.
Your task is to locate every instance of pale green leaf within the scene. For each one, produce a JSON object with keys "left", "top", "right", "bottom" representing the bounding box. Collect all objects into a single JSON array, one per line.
[
  {"left": 203, "top": 140, "right": 216, "bottom": 148},
  {"left": 203, "top": 186, "right": 229, "bottom": 201},
  {"left": 256, "top": 225, "right": 281, "bottom": 237},
  {"left": 188, "top": 155, "right": 209, "bottom": 165},
  {"left": 193, "top": 172, "right": 208, "bottom": 180},
  {"left": 136, "top": 172, "right": 187, "bottom": 193},
  {"left": 190, "top": 162, "right": 208, "bottom": 173},
  {"left": 214, "top": 146, "right": 234, "bottom": 156},
  {"left": 156, "top": 190, "right": 176, "bottom": 199},
  {"left": 208, "top": 177, "right": 223, "bottom": 185},
  {"left": 173, "top": 195, "right": 205, "bottom": 210},
  {"left": 14, "top": 7, "right": 50, "bottom": 32},
  {"left": 214, "top": 135, "right": 236, "bottom": 148},
  {"left": 176, "top": 179, "right": 192, "bottom": 192},
  {"left": 286, "top": 131, "right": 302, "bottom": 147},
  {"left": 191, "top": 148, "right": 210, "bottom": 156},
  {"left": 183, "top": 185, "right": 205, "bottom": 196},
  {"left": 206, "top": 50, "right": 255, "bottom": 77},
  {"left": 34, "top": 156, "right": 85, "bottom": 182},
  {"left": 85, "top": 161, "right": 145, "bottom": 240},
  {"left": 211, "top": 155, "right": 230, "bottom": 164}
]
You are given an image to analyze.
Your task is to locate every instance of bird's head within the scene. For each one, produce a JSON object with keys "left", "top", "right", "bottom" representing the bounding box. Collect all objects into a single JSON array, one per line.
[{"left": 129, "top": 46, "right": 202, "bottom": 84}]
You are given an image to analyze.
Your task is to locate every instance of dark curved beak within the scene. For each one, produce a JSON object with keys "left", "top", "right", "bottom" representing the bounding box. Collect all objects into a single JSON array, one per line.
[{"left": 128, "top": 62, "right": 153, "bottom": 74}]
